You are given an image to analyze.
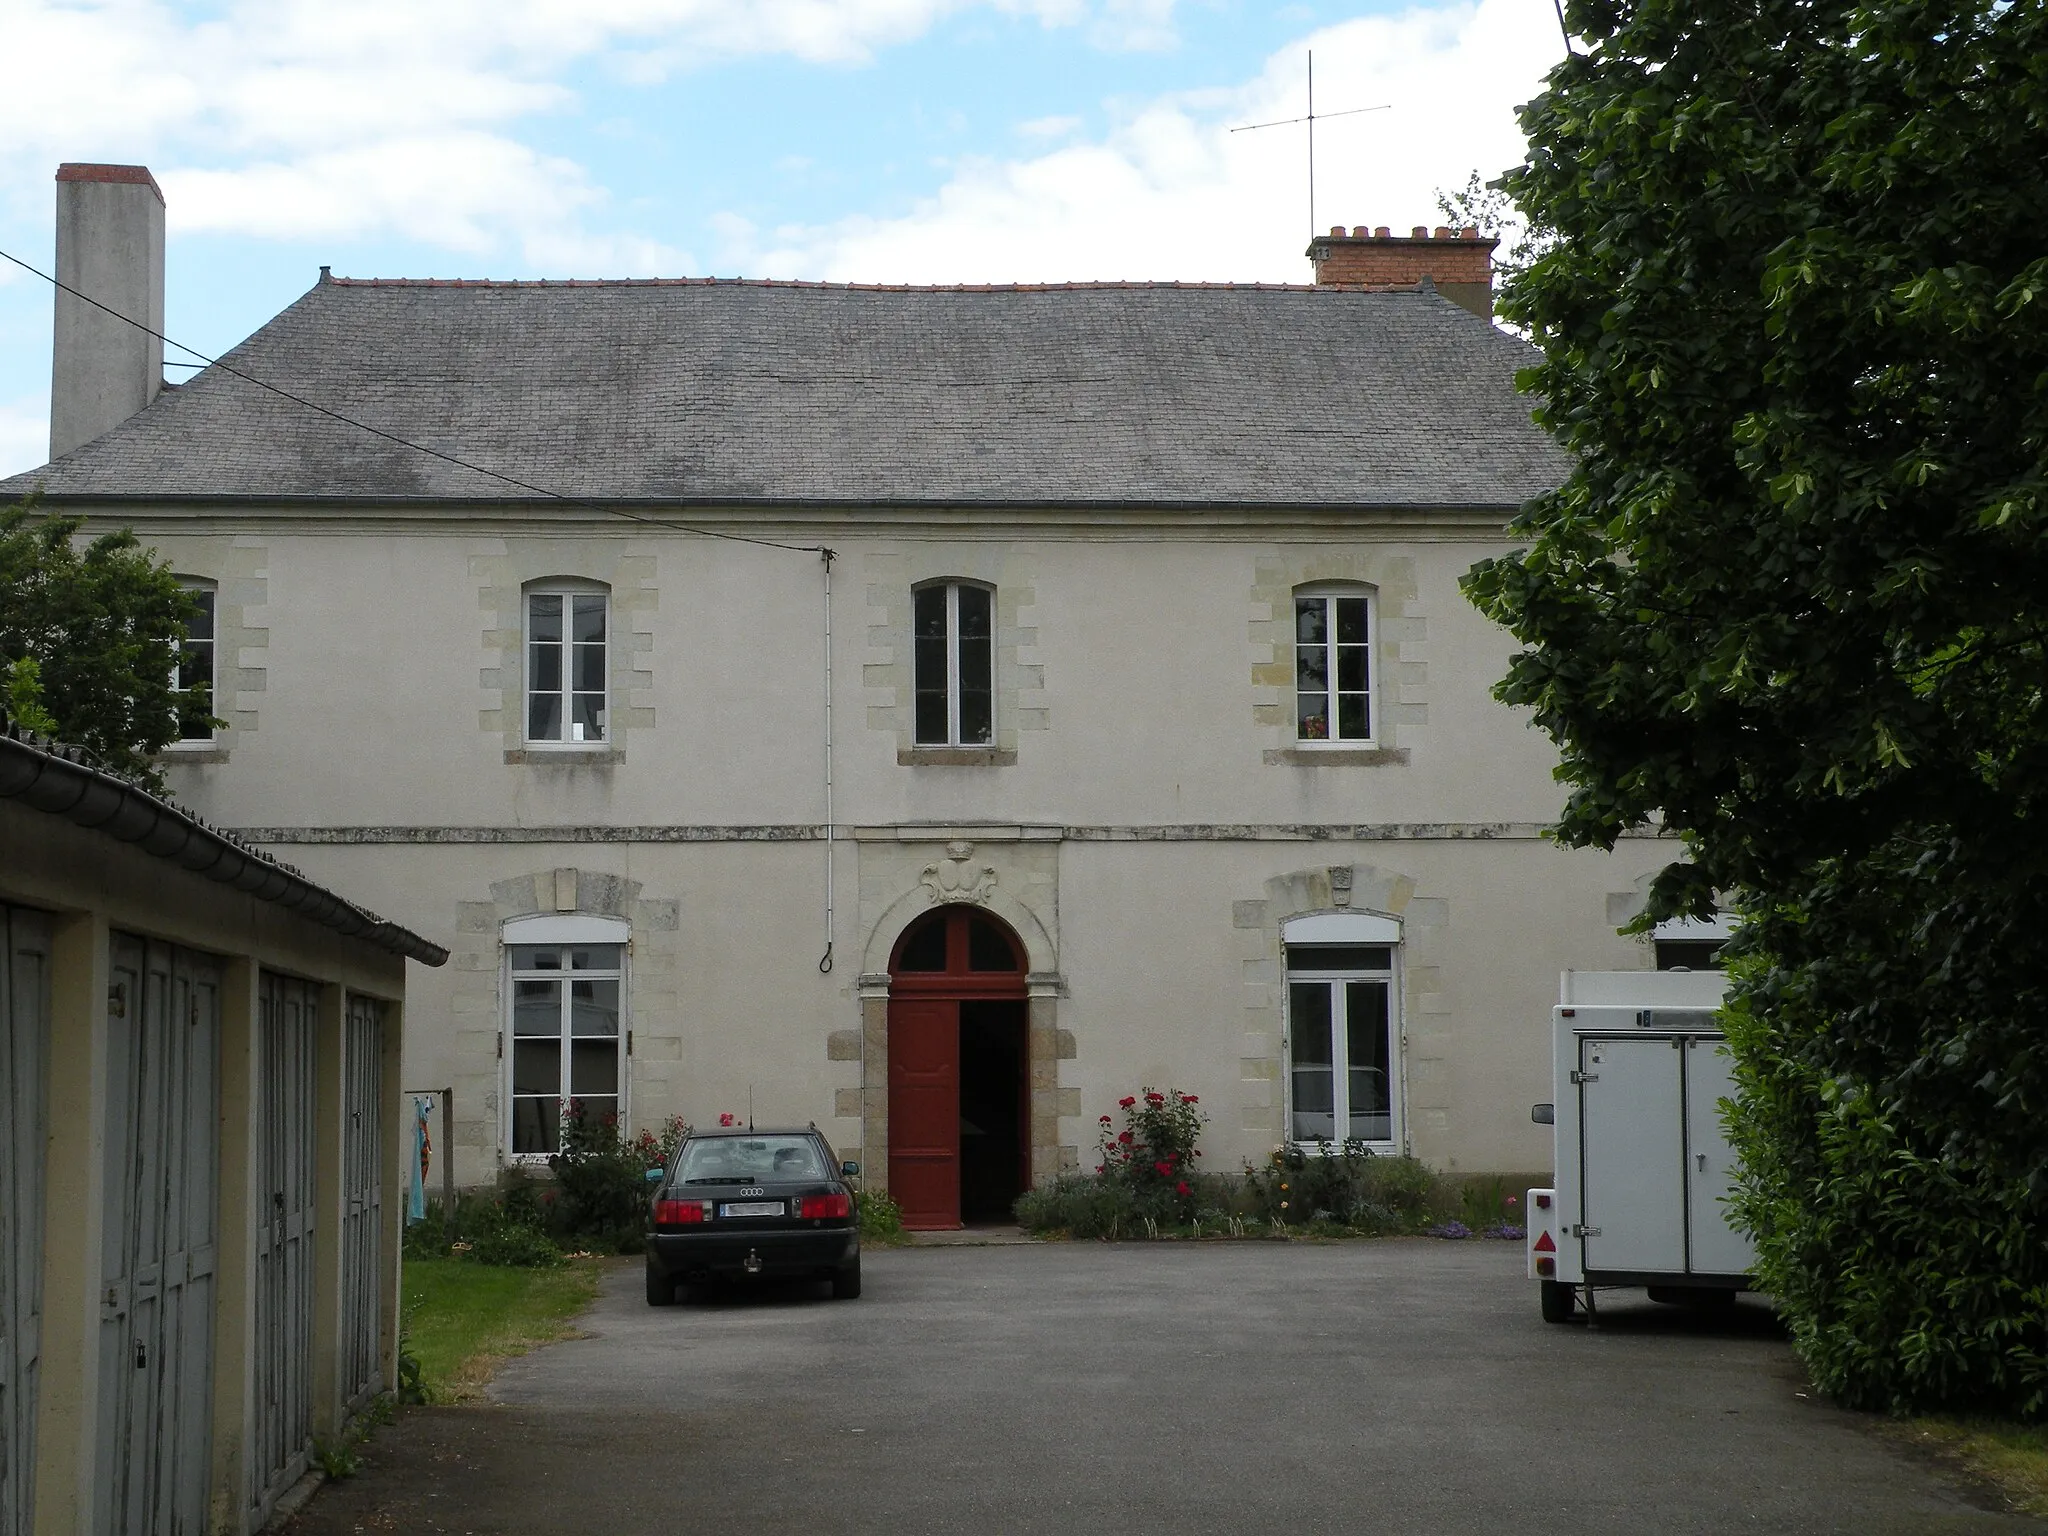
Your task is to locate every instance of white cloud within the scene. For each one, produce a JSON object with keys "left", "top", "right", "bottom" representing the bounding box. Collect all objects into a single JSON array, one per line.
[
  {"left": 744, "top": 0, "right": 1557, "bottom": 283},
  {"left": 1017, "top": 113, "right": 1084, "bottom": 139},
  {"left": 0, "top": 0, "right": 1182, "bottom": 256}
]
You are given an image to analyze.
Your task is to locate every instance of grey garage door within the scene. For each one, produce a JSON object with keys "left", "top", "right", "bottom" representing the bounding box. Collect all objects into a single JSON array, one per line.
[
  {"left": 1, "top": 907, "right": 52, "bottom": 1536},
  {"left": 339, "top": 995, "right": 385, "bottom": 1411},
  {"left": 96, "top": 935, "right": 221, "bottom": 1536},
  {"left": 250, "top": 972, "right": 318, "bottom": 1527}
]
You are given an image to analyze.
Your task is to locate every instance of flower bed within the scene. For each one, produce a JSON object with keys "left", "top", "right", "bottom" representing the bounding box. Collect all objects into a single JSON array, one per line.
[{"left": 1014, "top": 1088, "right": 1533, "bottom": 1241}]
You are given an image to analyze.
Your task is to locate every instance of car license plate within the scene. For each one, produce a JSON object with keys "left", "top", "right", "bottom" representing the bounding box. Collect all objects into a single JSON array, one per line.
[{"left": 719, "top": 1201, "right": 784, "bottom": 1218}]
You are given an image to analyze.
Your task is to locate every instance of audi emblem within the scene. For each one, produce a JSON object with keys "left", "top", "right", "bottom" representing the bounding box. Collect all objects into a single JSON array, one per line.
[{"left": 739, "top": 1187, "right": 766, "bottom": 1197}]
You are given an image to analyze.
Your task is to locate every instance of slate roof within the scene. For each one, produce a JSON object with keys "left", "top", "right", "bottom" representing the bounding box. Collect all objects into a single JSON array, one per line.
[{"left": 4, "top": 277, "right": 1567, "bottom": 509}]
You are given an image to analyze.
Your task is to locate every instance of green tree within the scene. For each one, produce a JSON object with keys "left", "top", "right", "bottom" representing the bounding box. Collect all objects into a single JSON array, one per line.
[
  {"left": 0, "top": 496, "right": 206, "bottom": 786},
  {"left": 1463, "top": 0, "right": 2048, "bottom": 1415}
]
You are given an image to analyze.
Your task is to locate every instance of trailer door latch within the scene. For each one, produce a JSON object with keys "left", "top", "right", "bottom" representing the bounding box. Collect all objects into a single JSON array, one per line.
[
  {"left": 1569, "top": 1070, "right": 1598, "bottom": 1084},
  {"left": 1570, "top": 1224, "right": 1601, "bottom": 1238}
]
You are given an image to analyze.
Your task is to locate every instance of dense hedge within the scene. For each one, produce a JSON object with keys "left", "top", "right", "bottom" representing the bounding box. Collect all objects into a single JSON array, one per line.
[{"left": 1725, "top": 843, "right": 2048, "bottom": 1419}]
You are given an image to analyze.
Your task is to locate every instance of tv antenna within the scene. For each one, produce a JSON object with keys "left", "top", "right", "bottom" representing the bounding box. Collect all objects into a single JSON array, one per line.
[{"left": 1230, "top": 51, "right": 1391, "bottom": 238}]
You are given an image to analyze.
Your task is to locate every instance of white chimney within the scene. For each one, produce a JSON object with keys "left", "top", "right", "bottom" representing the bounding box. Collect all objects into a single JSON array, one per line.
[{"left": 50, "top": 163, "right": 165, "bottom": 461}]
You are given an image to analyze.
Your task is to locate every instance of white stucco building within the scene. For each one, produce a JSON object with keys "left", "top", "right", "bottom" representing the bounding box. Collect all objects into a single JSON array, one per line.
[{"left": 7, "top": 163, "right": 1677, "bottom": 1228}]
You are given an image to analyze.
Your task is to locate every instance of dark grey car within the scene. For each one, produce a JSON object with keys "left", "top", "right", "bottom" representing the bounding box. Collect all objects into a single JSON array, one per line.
[{"left": 644, "top": 1127, "right": 862, "bottom": 1304}]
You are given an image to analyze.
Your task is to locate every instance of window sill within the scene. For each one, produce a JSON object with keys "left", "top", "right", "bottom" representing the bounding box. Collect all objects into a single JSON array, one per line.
[
  {"left": 1265, "top": 747, "right": 1410, "bottom": 767},
  {"left": 898, "top": 747, "right": 1017, "bottom": 767},
  {"left": 159, "top": 743, "right": 229, "bottom": 765},
  {"left": 505, "top": 747, "right": 624, "bottom": 766}
]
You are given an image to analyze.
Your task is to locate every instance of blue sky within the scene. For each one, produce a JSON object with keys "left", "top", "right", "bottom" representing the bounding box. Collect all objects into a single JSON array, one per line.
[{"left": 0, "top": 0, "right": 1565, "bottom": 477}]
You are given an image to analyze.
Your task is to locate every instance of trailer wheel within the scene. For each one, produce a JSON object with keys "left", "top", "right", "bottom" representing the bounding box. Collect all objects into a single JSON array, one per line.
[{"left": 1540, "top": 1279, "right": 1578, "bottom": 1323}]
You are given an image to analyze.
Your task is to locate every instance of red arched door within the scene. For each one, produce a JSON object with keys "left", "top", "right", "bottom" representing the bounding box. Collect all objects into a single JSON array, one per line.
[{"left": 888, "top": 906, "right": 1028, "bottom": 1230}]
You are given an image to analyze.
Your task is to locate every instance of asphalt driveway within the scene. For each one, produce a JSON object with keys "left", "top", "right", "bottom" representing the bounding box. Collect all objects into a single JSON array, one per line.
[{"left": 289, "top": 1240, "right": 2037, "bottom": 1535}]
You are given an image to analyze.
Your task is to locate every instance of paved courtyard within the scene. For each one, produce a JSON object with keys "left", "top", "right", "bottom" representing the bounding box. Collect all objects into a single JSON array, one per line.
[{"left": 289, "top": 1240, "right": 2036, "bottom": 1535}]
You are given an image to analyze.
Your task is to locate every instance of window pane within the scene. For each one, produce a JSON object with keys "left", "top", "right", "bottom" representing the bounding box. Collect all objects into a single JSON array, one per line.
[
  {"left": 571, "top": 693, "right": 606, "bottom": 741},
  {"left": 1295, "top": 643, "right": 1327, "bottom": 691},
  {"left": 1335, "top": 597, "right": 1367, "bottom": 645},
  {"left": 512, "top": 1038, "right": 560, "bottom": 1095},
  {"left": 914, "top": 585, "right": 948, "bottom": 638},
  {"left": 570, "top": 978, "right": 619, "bottom": 1036},
  {"left": 186, "top": 588, "right": 216, "bottom": 641},
  {"left": 573, "top": 641, "right": 606, "bottom": 691},
  {"left": 1337, "top": 692, "right": 1369, "bottom": 740},
  {"left": 1295, "top": 598, "right": 1326, "bottom": 644},
  {"left": 895, "top": 916, "right": 947, "bottom": 972},
  {"left": 1656, "top": 940, "right": 1726, "bottom": 971},
  {"left": 1289, "top": 982, "right": 1337, "bottom": 1142},
  {"left": 956, "top": 584, "right": 992, "bottom": 638},
  {"left": 1286, "top": 946, "right": 1393, "bottom": 973},
  {"left": 968, "top": 916, "right": 1017, "bottom": 971},
  {"left": 511, "top": 1096, "right": 559, "bottom": 1156},
  {"left": 570, "top": 1040, "right": 618, "bottom": 1097},
  {"left": 679, "top": 1135, "right": 827, "bottom": 1184},
  {"left": 572, "top": 595, "right": 606, "bottom": 642},
  {"left": 529, "top": 639, "right": 563, "bottom": 693},
  {"left": 527, "top": 692, "right": 562, "bottom": 741},
  {"left": 567, "top": 947, "right": 622, "bottom": 972},
  {"left": 959, "top": 684, "right": 993, "bottom": 745},
  {"left": 177, "top": 637, "right": 215, "bottom": 740},
  {"left": 914, "top": 689, "right": 948, "bottom": 746},
  {"left": 513, "top": 979, "right": 561, "bottom": 1035},
  {"left": 959, "top": 628, "right": 992, "bottom": 690},
  {"left": 1297, "top": 694, "right": 1330, "bottom": 740},
  {"left": 528, "top": 594, "right": 563, "bottom": 641},
  {"left": 510, "top": 947, "right": 561, "bottom": 971},
  {"left": 1336, "top": 645, "right": 1367, "bottom": 692},
  {"left": 1347, "top": 981, "right": 1393, "bottom": 1141},
  {"left": 568, "top": 1094, "right": 618, "bottom": 1133}
]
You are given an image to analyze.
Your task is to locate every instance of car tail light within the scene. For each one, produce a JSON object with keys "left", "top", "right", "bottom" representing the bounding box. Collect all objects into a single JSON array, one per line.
[
  {"left": 799, "top": 1193, "right": 852, "bottom": 1220},
  {"left": 655, "top": 1199, "right": 709, "bottom": 1224}
]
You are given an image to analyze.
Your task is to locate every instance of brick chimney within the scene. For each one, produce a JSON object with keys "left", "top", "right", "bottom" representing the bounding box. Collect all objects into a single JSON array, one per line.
[
  {"left": 1306, "top": 224, "right": 1497, "bottom": 319},
  {"left": 51, "top": 163, "right": 165, "bottom": 460}
]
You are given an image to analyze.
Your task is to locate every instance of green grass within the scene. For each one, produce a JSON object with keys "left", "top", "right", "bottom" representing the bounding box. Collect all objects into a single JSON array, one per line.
[
  {"left": 1899, "top": 1418, "right": 2048, "bottom": 1516},
  {"left": 402, "top": 1256, "right": 605, "bottom": 1402}
]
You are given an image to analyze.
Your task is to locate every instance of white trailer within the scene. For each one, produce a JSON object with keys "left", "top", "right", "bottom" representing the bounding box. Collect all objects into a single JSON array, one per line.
[{"left": 1524, "top": 970, "right": 1755, "bottom": 1322}]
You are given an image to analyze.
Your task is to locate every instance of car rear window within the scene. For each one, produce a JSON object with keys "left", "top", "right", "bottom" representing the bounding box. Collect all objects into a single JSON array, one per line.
[{"left": 676, "top": 1136, "right": 829, "bottom": 1184}]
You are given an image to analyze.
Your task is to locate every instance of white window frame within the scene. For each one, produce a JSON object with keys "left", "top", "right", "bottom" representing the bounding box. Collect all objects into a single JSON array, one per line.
[
  {"left": 524, "top": 583, "right": 610, "bottom": 746},
  {"left": 502, "top": 936, "right": 628, "bottom": 1163},
  {"left": 1282, "top": 935, "right": 1402, "bottom": 1152},
  {"left": 1292, "top": 583, "right": 1377, "bottom": 746},
  {"left": 912, "top": 580, "right": 996, "bottom": 747},
  {"left": 168, "top": 578, "right": 217, "bottom": 743}
]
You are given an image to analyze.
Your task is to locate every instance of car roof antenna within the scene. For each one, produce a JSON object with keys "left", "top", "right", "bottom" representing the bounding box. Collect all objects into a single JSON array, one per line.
[{"left": 748, "top": 1084, "right": 754, "bottom": 1131}]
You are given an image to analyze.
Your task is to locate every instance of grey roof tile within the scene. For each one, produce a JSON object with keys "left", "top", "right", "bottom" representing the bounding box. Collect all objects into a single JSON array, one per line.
[{"left": 4, "top": 278, "right": 1568, "bottom": 508}]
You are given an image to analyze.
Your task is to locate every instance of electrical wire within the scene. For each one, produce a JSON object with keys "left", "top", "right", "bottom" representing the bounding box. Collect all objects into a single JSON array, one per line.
[{"left": 0, "top": 244, "right": 827, "bottom": 558}]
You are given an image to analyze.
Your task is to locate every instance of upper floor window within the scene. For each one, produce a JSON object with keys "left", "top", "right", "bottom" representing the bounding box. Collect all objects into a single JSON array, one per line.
[
  {"left": 1294, "top": 585, "right": 1374, "bottom": 743},
  {"left": 913, "top": 581, "right": 993, "bottom": 746},
  {"left": 172, "top": 580, "right": 216, "bottom": 741},
  {"left": 526, "top": 585, "right": 608, "bottom": 744}
]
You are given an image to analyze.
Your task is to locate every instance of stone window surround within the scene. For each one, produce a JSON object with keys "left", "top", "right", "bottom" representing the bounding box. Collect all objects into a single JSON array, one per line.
[
  {"left": 449, "top": 866, "right": 681, "bottom": 1178},
  {"left": 1250, "top": 552, "right": 1427, "bottom": 766},
  {"left": 1233, "top": 862, "right": 1452, "bottom": 1160},
  {"left": 475, "top": 543, "right": 655, "bottom": 766},
  {"left": 153, "top": 537, "right": 271, "bottom": 768},
  {"left": 863, "top": 548, "right": 1047, "bottom": 764}
]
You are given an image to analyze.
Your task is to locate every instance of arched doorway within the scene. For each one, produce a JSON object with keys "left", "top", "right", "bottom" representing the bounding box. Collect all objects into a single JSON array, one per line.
[{"left": 887, "top": 905, "right": 1029, "bottom": 1230}]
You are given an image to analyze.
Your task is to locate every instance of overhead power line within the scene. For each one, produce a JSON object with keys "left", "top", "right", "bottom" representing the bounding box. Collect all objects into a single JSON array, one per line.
[{"left": 0, "top": 244, "right": 828, "bottom": 558}]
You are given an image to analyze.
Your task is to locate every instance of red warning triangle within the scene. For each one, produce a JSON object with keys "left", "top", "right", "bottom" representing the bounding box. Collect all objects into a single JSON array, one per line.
[{"left": 1533, "top": 1231, "right": 1556, "bottom": 1253}]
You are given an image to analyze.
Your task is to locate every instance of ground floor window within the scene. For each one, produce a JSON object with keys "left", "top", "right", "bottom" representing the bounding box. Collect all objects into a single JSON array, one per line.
[
  {"left": 508, "top": 941, "right": 623, "bottom": 1155},
  {"left": 1285, "top": 943, "right": 1397, "bottom": 1146}
]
